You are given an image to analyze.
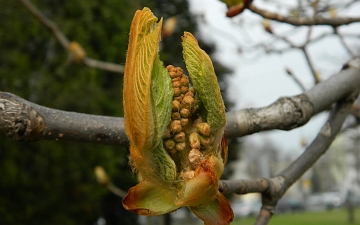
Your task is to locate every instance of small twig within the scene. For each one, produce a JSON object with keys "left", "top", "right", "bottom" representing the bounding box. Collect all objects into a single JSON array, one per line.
[
  {"left": 285, "top": 67, "right": 306, "bottom": 91},
  {"left": 107, "top": 183, "right": 127, "bottom": 198},
  {"left": 19, "top": 0, "right": 124, "bottom": 73},
  {"left": 18, "top": 0, "right": 69, "bottom": 48},
  {"left": 301, "top": 25, "right": 321, "bottom": 84},
  {"left": 94, "top": 166, "right": 127, "bottom": 198},
  {"left": 248, "top": 4, "right": 360, "bottom": 27},
  {"left": 83, "top": 58, "right": 124, "bottom": 74},
  {"left": 334, "top": 27, "right": 356, "bottom": 58},
  {"left": 301, "top": 47, "right": 320, "bottom": 83}
]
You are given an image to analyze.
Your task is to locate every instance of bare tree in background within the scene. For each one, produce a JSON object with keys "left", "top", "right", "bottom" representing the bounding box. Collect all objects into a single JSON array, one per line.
[{"left": 1, "top": 0, "right": 360, "bottom": 224}]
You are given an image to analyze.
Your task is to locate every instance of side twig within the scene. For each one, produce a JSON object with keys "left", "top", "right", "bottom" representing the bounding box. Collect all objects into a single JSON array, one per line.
[
  {"left": 94, "top": 166, "right": 127, "bottom": 198},
  {"left": 248, "top": 4, "right": 360, "bottom": 27},
  {"left": 220, "top": 92, "right": 357, "bottom": 225},
  {"left": 19, "top": 0, "right": 124, "bottom": 73}
]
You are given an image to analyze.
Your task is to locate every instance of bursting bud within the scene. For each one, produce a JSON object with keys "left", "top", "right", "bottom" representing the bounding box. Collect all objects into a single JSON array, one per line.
[{"left": 122, "top": 7, "right": 233, "bottom": 225}]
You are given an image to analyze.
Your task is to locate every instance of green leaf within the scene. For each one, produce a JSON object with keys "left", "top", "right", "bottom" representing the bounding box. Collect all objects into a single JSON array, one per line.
[
  {"left": 151, "top": 142, "right": 177, "bottom": 182},
  {"left": 151, "top": 54, "right": 173, "bottom": 147},
  {"left": 181, "top": 32, "right": 226, "bottom": 133}
]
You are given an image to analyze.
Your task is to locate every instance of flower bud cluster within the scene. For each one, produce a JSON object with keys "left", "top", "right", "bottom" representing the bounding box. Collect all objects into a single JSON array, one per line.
[
  {"left": 163, "top": 65, "right": 212, "bottom": 178},
  {"left": 188, "top": 122, "right": 211, "bottom": 169},
  {"left": 163, "top": 65, "right": 195, "bottom": 154}
]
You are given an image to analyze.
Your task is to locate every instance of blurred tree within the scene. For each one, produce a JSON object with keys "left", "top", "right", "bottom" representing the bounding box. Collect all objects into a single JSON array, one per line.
[{"left": 0, "top": 0, "right": 237, "bottom": 224}]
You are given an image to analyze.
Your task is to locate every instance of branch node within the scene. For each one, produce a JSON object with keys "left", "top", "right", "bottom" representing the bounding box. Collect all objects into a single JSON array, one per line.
[{"left": 0, "top": 93, "right": 45, "bottom": 141}]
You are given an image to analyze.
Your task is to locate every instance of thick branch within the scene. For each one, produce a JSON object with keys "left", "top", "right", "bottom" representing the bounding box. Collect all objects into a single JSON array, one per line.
[
  {"left": 248, "top": 4, "right": 360, "bottom": 27},
  {"left": 1, "top": 59, "right": 360, "bottom": 145},
  {"left": 0, "top": 92, "right": 129, "bottom": 146},
  {"left": 225, "top": 58, "right": 360, "bottom": 138}
]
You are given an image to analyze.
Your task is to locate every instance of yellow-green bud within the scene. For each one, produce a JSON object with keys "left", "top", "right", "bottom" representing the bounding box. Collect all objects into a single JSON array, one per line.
[
  {"left": 199, "top": 135, "right": 211, "bottom": 147},
  {"left": 175, "top": 142, "right": 186, "bottom": 151},
  {"left": 189, "top": 132, "right": 201, "bottom": 149},
  {"left": 197, "top": 122, "right": 210, "bottom": 136}
]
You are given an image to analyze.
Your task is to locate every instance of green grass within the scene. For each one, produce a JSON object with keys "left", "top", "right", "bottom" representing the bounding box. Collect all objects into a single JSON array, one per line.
[{"left": 232, "top": 207, "right": 360, "bottom": 225}]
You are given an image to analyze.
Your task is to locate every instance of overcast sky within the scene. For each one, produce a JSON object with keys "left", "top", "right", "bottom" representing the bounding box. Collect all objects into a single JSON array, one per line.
[{"left": 188, "top": 0, "right": 360, "bottom": 156}]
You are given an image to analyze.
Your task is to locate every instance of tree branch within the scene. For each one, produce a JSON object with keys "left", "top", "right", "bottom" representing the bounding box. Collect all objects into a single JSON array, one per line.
[
  {"left": 277, "top": 94, "right": 356, "bottom": 191},
  {"left": 0, "top": 92, "right": 129, "bottom": 146},
  {"left": 19, "top": 0, "right": 124, "bottom": 73},
  {"left": 225, "top": 58, "right": 360, "bottom": 138},
  {"left": 220, "top": 92, "right": 356, "bottom": 225},
  {"left": 248, "top": 4, "right": 360, "bottom": 27},
  {"left": 1, "top": 59, "right": 360, "bottom": 145}
]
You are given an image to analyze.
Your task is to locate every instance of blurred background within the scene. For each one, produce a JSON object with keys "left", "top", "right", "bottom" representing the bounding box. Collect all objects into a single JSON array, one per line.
[{"left": 0, "top": 0, "right": 359, "bottom": 224}]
